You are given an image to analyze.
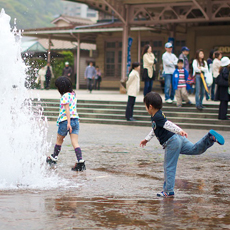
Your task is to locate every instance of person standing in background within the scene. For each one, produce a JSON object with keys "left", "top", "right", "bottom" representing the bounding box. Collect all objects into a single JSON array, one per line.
[
  {"left": 179, "top": 46, "right": 190, "bottom": 73},
  {"left": 162, "top": 42, "right": 178, "bottom": 103},
  {"left": 205, "top": 50, "right": 215, "bottom": 100},
  {"left": 215, "top": 56, "right": 230, "bottom": 120},
  {"left": 212, "top": 51, "right": 222, "bottom": 100},
  {"left": 84, "top": 61, "right": 96, "bottom": 93},
  {"left": 125, "top": 62, "right": 140, "bottom": 121},
  {"left": 62, "top": 61, "right": 72, "bottom": 79},
  {"left": 44, "top": 62, "right": 54, "bottom": 89},
  {"left": 94, "top": 66, "right": 102, "bottom": 90},
  {"left": 192, "top": 49, "right": 208, "bottom": 110},
  {"left": 172, "top": 59, "right": 192, "bottom": 107},
  {"left": 142, "top": 44, "right": 157, "bottom": 96},
  {"left": 38, "top": 66, "right": 46, "bottom": 89}
]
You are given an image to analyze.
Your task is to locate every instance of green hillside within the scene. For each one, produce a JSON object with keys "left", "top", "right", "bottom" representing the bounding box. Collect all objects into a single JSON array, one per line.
[{"left": 0, "top": 0, "right": 65, "bottom": 29}]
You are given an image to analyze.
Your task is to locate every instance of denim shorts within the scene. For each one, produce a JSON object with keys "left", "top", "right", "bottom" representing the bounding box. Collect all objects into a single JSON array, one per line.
[{"left": 58, "top": 118, "right": 79, "bottom": 136}]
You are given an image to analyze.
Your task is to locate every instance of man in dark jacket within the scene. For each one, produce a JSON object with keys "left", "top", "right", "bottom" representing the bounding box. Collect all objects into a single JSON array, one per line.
[{"left": 62, "top": 62, "right": 72, "bottom": 78}]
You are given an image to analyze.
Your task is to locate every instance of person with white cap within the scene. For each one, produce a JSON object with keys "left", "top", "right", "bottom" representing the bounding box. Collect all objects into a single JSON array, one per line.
[
  {"left": 62, "top": 61, "right": 72, "bottom": 78},
  {"left": 215, "top": 56, "right": 230, "bottom": 120},
  {"left": 162, "top": 42, "right": 178, "bottom": 103}
]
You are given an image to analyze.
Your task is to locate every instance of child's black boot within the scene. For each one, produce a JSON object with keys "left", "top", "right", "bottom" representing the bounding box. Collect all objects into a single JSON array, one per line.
[
  {"left": 72, "top": 160, "right": 86, "bottom": 171},
  {"left": 46, "top": 154, "right": 58, "bottom": 164}
]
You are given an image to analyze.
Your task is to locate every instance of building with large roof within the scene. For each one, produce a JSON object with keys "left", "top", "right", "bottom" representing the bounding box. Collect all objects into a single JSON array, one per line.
[{"left": 24, "top": 0, "right": 230, "bottom": 90}]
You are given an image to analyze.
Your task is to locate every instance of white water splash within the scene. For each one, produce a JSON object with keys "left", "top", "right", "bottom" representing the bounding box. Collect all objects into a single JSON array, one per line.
[{"left": 0, "top": 9, "right": 65, "bottom": 189}]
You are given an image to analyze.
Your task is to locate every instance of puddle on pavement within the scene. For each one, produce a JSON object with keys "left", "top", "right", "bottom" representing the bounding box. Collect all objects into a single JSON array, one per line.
[{"left": 1, "top": 145, "right": 230, "bottom": 229}]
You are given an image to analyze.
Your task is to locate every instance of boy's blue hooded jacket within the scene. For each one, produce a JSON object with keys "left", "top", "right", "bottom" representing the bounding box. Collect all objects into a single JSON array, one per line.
[{"left": 172, "top": 68, "right": 191, "bottom": 90}]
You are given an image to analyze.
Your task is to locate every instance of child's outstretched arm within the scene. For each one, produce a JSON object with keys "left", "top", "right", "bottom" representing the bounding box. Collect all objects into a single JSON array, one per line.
[
  {"left": 140, "top": 129, "right": 155, "bottom": 147},
  {"left": 64, "top": 104, "right": 72, "bottom": 134},
  {"left": 163, "top": 120, "right": 188, "bottom": 138}
]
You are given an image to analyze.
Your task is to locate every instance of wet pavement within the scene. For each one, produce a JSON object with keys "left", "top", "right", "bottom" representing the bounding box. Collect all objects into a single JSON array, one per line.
[{"left": 0, "top": 122, "right": 230, "bottom": 230}]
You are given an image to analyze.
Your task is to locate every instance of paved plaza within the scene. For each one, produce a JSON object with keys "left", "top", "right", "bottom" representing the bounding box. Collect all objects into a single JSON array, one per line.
[{"left": 0, "top": 121, "right": 229, "bottom": 229}]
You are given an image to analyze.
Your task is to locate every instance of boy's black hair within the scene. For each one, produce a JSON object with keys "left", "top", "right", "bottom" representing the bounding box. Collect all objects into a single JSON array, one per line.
[
  {"left": 144, "top": 92, "right": 162, "bottom": 110},
  {"left": 177, "top": 59, "right": 184, "bottom": 63},
  {"left": 55, "top": 76, "right": 73, "bottom": 95}
]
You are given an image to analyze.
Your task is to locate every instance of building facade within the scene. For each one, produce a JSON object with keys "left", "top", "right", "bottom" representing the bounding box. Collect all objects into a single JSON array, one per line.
[
  {"left": 24, "top": 0, "right": 230, "bottom": 90},
  {"left": 63, "top": 2, "right": 98, "bottom": 22}
]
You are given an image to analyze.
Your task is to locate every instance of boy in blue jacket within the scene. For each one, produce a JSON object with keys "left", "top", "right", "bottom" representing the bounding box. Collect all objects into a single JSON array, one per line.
[{"left": 172, "top": 59, "right": 192, "bottom": 107}]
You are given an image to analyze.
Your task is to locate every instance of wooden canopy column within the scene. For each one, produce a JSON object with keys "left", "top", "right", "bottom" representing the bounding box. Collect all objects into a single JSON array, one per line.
[
  {"left": 76, "top": 33, "right": 81, "bottom": 90},
  {"left": 137, "top": 30, "right": 141, "bottom": 63},
  {"left": 121, "top": 5, "right": 130, "bottom": 83},
  {"left": 47, "top": 35, "right": 51, "bottom": 63}
]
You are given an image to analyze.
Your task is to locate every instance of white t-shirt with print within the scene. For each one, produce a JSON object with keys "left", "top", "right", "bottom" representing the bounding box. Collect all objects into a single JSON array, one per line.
[{"left": 57, "top": 92, "right": 79, "bottom": 125}]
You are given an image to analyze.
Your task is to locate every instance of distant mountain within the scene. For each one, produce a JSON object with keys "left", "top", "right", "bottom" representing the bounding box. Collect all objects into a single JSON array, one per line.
[{"left": 0, "top": 0, "right": 65, "bottom": 29}]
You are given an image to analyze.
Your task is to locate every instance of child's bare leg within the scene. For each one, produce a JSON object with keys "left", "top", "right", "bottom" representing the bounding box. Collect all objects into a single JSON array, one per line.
[
  {"left": 70, "top": 134, "right": 82, "bottom": 161},
  {"left": 70, "top": 133, "right": 79, "bottom": 148},
  {"left": 56, "top": 134, "right": 65, "bottom": 145}
]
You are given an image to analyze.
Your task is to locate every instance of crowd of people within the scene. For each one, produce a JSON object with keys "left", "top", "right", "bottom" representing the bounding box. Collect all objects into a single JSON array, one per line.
[
  {"left": 37, "top": 62, "right": 54, "bottom": 89},
  {"left": 84, "top": 61, "right": 102, "bottom": 93},
  {"left": 125, "top": 42, "right": 230, "bottom": 121},
  {"left": 36, "top": 61, "right": 102, "bottom": 92}
]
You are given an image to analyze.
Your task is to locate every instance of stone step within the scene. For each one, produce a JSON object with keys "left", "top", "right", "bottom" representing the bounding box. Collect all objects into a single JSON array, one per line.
[
  {"left": 41, "top": 111, "right": 229, "bottom": 126},
  {"left": 38, "top": 107, "right": 224, "bottom": 119},
  {"left": 32, "top": 99, "right": 230, "bottom": 130},
  {"left": 45, "top": 116, "right": 229, "bottom": 131},
  {"left": 33, "top": 99, "right": 220, "bottom": 108},
  {"left": 33, "top": 102, "right": 221, "bottom": 114}
]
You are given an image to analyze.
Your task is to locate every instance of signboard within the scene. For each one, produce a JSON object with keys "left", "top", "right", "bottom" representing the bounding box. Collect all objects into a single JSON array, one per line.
[
  {"left": 214, "top": 46, "right": 230, "bottom": 55},
  {"left": 126, "top": 37, "right": 133, "bottom": 76},
  {"left": 168, "top": 37, "right": 174, "bottom": 53}
]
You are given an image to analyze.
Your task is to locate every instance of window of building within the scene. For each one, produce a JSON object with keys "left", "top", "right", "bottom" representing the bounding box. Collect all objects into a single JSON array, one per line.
[
  {"left": 87, "top": 13, "right": 97, "bottom": 18},
  {"left": 106, "top": 42, "right": 116, "bottom": 48},
  {"left": 105, "top": 41, "right": 122, "bottom": 78},
  {"left": 175, "top": 40, "right": 186, "bottom": 56},
  {"left": 175, "top": 40, "right": 186, "bottom": 47}
]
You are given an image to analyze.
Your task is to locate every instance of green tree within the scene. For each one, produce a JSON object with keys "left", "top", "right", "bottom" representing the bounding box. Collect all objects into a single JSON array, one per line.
[
  {"left": 0, "top": 0, "right": 64, "bottom": 29},
  {"left": 25, "top": 51, "right": 74, "bottom": 89}
]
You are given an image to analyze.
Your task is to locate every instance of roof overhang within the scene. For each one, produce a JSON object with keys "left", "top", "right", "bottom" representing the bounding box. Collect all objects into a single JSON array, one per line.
[
  {"left": 23, "top": 26, "right": 158, "bottom": 43},
  {"left": 66, "top": 0, "right": 230, "bottom": 25}
]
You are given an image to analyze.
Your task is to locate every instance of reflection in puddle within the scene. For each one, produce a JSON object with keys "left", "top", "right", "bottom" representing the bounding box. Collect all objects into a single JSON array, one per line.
[{"left": 42, "top": 195, "right": 230, "bottom": 229}]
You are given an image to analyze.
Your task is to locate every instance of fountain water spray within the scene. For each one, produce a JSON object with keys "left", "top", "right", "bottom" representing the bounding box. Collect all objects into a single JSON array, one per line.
[{"left": 0, "top": 9, "right": 63, "bottom": 189}]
